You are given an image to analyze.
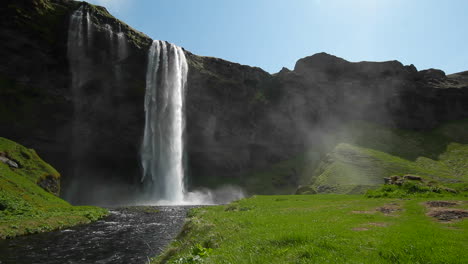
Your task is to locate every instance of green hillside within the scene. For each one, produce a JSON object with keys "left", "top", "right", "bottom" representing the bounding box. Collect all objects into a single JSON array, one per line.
[
  {"left": 0, "top": 137, "right": 107, "bottom": 239},
  {"left": 243, "top": 120, "right": 468, "bottom": 195},
  {"left": 308, "top": 142, "right": 468, "bottom": 194}
]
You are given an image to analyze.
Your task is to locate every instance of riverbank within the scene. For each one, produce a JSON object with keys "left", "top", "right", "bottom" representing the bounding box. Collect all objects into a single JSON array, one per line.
[
  {"left": 153, "top": 194, "right": 468, "bottom": 264},
  {"left": 0, "top": 206, "right": 192, "bottom": 264}
]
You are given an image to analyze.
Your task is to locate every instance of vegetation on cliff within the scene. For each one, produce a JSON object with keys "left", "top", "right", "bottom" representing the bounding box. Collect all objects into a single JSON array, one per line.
[
  {"left": 3, "top": 0, "right": 72, "bottom": 45},
  {"left": 0, "top": 137, "right": 107, "bottom": 239}
]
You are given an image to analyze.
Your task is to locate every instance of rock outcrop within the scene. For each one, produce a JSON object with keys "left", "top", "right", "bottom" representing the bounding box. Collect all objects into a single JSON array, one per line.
[{"left": 1, "top": 0, "right": 467, "bottom": 203}]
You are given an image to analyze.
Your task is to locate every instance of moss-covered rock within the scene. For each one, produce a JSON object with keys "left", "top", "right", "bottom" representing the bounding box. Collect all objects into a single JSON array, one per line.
[
  {"left": 0, "top": 137, "right": 60, "bottom": 195},
  {"left": 295, "top": 185, "right": 317, "bottom": 195}
]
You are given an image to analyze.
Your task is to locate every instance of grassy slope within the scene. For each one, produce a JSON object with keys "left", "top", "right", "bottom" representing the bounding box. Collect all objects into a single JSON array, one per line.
[
  {"left": 244, "top": 120, "right": 468, "bottom": 195},
  {"left": 0, "top": 137, "right": 107, "bottom": 239},
  {"left": 310, "top": 142, "right": 468, "bottom": 194},
  {"left": 154, "top": 195, "right": 467, "bottom": 264}
]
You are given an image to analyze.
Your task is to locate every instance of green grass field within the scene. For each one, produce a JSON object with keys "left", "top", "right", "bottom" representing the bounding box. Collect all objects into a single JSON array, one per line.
[
  {"left": 154, "top": 195, "right": 468, "bottom": 264},
  {"left": 0, "top": 137, "right": 107, "bottom": 238}
]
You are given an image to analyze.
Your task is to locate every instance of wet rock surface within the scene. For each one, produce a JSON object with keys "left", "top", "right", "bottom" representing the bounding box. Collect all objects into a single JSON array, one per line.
[{"left": 0, "top": 206, "right": 194, "bottom": 264}]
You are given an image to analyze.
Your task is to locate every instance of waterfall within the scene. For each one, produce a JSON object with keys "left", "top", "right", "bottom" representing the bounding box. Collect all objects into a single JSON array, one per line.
[
  {"left": 115, "top": 28, "right": 128, "bottom": 82},
  {"left": 67, "top": 6, "right": 93, "bottom": 202},
  {"left": 117, "top": 25, "right": 129, "bottom": 61},
  {"left": 66, "top": 5, "right": 130, "bottom": 203},
  {"left": 86, "top": 11, "right": 92, "bottom": 47},
  {"left": 141, "top": 40, "right": 188, "bottom": 203},
  {"left": 68, "top": 6, "right": 86, "bottom": 89},
  {"left": 67, "top": 6, "right": 241, "bottom": 205}
]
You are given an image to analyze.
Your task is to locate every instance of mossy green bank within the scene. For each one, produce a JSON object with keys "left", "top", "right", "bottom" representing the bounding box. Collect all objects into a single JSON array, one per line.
[{"left": 0, "top": 137, "right": 107, "bottom": 239}]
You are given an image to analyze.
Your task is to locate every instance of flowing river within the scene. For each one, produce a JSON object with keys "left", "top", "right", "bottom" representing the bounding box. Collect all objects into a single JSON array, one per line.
[{"left": 0, "top": 206, "right": 194, "bottom": 264}]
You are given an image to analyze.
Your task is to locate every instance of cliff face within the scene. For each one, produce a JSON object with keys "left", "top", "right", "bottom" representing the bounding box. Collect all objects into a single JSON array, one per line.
[
  {"left": 1, "top": 0, "right": 467, "bottom": 203},
  {"left": 184, "top": 54, "right": 273, "bottom": 186},
  {"left": 186, "top": 52, "right": 468, "bottom": 189},
  {"left": 0, "top": 0, "right": 152, "bottom": 203}
]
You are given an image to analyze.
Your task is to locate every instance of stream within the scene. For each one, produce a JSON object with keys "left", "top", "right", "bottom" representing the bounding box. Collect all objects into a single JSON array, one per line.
[{"left": 0, "top": 206, "right": 194, "bottom": 264}]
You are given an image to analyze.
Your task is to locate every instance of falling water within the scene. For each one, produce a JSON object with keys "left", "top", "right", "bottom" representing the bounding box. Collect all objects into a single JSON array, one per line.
[
  {"left": 117, "top": 25, "right": 129, "bottom": 61},
  {"left": 115, "top": 28, "right": 128, "bottom": 82},
  {"left": 67, "top": 6, "right": 242, "bottom": 205},
  {"left": 66, "top": 6, "right": 130, "bottom": 203},
  {"left": 86, "top": 11, "right": 92, "bottom": 47},
  {"left": 67, "top": 6, "right": 93, "bottom": 202},
  {"left": 68, "top": 6, "right": 87, "bottom": 89},
  {"left": 141, "top": 40, "right": 188, "bottom": 203}
]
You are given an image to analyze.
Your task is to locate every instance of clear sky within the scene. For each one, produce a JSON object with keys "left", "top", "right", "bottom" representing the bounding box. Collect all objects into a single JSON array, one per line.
[{"left": 85, "top": 0, "right": 468, "bottom": 74}]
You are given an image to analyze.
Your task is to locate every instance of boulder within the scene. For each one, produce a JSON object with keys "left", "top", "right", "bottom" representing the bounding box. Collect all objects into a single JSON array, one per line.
[
  {"left": 403, "top": 175, "right": 423, "bottom": 181},
  {"left": 0, "top": 155, "right": 19, "bottom": 168}
]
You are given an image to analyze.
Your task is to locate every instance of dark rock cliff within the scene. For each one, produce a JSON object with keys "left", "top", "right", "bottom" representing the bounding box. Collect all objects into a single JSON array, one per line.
[
  {"left": 0, "top": 0, "right": 152, "bottom": 203},
  {"left": 1, "top": 0, "right": 467, "bottom": 203}
]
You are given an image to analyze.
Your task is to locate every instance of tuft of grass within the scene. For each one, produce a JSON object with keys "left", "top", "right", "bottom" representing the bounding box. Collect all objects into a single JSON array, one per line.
[
  {"left": 0, "top": 137, "right": 107, "bottom": 239},
  {"left": 153, "top": 195, "right": 468, "bottom": 264},
  {"left": 366, "top": 180, "right": 467, "bottom": 198}
]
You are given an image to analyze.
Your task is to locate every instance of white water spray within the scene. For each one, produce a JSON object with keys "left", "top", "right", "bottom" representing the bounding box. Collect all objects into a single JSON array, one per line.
[
  {"left": 117, "top": 24, "right": 128, "bottom": 61},
  {"left": 86, "top": 11, "right": 92, "bottom": 47},
  {"left": 141, "top": 40, "right": 188, "bottom": 204},
  {"left": 115, "top": 28, "right": 128, "bottom": 82}
]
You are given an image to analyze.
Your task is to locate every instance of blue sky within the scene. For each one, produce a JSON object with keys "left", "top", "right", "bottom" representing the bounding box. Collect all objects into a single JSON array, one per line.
[{"left": 86, "top": 0, "right": 468, "bottom": 74}]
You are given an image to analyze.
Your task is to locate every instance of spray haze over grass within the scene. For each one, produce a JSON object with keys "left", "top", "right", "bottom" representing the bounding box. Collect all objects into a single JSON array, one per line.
[{"left": 244, "top": 119, "right": 468, "bottom": 195}]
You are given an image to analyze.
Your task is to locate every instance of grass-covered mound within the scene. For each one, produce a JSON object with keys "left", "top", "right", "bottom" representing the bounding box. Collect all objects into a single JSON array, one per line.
[
  {"left": 305, "top": 141, "right": 468, "bottom": 194},
  {"left": 0, "top": 137, "right": 107, "bottom": 239},
  {"left": 153, "top": 195, "right": 468, "bottom": 264},
  {"left": 244, "top": 119, "right": 468, "bottom": 195}
]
